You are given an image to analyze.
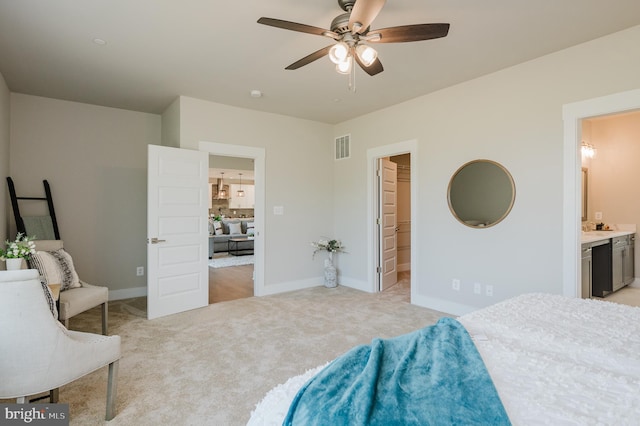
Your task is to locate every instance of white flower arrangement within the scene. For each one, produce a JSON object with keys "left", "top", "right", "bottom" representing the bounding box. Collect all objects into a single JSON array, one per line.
[
  {"left": 0, "top": 233, "right": 36, "bottom": 261},
  {"left": 311, "top": 237, "right": 345, "bottom": 258}
]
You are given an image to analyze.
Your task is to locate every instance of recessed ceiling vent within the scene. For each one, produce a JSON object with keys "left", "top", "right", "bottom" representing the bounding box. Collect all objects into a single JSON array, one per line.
[{"left": 335, "top": 134, "right": 350, "bottom": 160}]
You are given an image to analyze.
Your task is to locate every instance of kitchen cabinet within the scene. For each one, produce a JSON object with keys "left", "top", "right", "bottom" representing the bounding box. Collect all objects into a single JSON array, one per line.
[{"left": 228, "top": 184, "right": 254, "bottom": 209}]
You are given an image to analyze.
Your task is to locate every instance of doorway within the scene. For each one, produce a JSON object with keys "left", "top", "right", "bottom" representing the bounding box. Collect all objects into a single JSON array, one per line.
[
  {"left": 563, "top": 88, "right": 640, "bottom": 298},
  {"left": 208, "top": 157, "right": 255, "bottom": 303},
  {"left": 367, "top": 140, "right": 418, "bottom": 301},
  {"left": 199, "top": 141, "right": 266, "bottom": 299}
]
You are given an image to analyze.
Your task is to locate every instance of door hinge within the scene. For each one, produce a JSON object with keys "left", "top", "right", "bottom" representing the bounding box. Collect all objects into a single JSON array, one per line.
[
  {"left": 376, "top": 266, "right": 382, "bottom": 273},
  {"left": 376, "top": 217, "right": 381, "bottom": 225}
]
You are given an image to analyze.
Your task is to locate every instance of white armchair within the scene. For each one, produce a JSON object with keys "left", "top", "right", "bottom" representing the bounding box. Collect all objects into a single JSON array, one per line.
[
  {"left": 0, "top": 269, "right": 121, "bottom": 420},
  {"left": 29, "top": 240, "right": 109, "bottom": 334}
]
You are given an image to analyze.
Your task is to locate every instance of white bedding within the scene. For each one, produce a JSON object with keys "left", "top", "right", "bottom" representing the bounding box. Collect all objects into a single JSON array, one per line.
[
  {"left": 458, "top": 293, "right": 640, "bottom": 425},
  {"left": 248, "top": 293, "right": 640, "bottom": 425}
]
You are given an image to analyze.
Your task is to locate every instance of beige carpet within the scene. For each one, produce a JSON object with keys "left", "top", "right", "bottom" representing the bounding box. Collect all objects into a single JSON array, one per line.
[{"left": 53, "top": 284, "right": 448, "bottom": 425}]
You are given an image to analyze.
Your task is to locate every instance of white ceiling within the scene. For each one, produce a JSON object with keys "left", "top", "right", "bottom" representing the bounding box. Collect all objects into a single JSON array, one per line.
[{"left": 1, "top": 1, "right": 640, "bottom": 124}]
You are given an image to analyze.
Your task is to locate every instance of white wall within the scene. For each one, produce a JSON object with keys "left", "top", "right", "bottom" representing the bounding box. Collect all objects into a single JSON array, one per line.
[
  {"left": 333, "top": 25, "right": 640, "bottom": 314},
  {"left": 0, "top": 71, "right": 9, "bottom": 256},
  {"left": 177, "top": 96, "right": 335, "bottom": 291},
  {"left": 9, "top": 94, "right": 161, "bottom": 297},
  {"left": 161, "top": 97, "right": 180, "bottom": 148}
]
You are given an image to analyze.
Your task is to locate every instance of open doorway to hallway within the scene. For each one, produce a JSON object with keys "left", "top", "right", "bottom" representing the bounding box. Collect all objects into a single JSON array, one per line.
[{"left": 208, "top": 155, "right": 256, "bottom": 303}]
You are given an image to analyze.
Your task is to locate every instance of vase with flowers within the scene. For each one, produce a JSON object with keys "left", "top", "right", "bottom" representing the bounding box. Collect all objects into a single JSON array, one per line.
[
  {"left": 0, "top": 233, "right": 36, "bottom": 271},
  {"left": 311, "top": 238, "right": 346, "bottom": 288}
]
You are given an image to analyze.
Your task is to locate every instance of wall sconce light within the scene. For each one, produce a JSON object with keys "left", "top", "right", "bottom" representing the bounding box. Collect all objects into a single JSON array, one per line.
[{"left": 581, "top": 142, "right": 596, "bottom": 159}]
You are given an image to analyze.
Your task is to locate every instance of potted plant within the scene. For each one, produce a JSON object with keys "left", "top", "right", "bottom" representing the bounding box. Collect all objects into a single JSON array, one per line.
[
  {"left": 311, "top": 237, "right": 346, "bottom": 288},
  {"left": 0, "top": 233, "right": 36, "bottom": 271}
]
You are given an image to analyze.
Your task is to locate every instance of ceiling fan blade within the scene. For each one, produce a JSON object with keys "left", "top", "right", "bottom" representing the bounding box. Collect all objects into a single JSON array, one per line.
[
  {"left": 258, "top": 17, "right": 330, "bottom": 37},
  {"left": 354, "top": 55, "right": 384, "bottom": 76},
  {"left": 285, "top": 45, "right": 333, "bottom": 70},
  {"left": 369, "top": 23, "right": 450, "bottom": 43},
  {"left": 349, "top": 0, "right": 386, "bottom": 34}
]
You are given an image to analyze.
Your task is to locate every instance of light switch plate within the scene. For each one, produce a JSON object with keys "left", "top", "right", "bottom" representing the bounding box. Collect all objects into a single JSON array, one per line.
[
  {"left": 452, "top": 279, "right": 460, "bottom": 291},
  {"left": 273, "top": 206, "right": 284, "bottom": 215}
]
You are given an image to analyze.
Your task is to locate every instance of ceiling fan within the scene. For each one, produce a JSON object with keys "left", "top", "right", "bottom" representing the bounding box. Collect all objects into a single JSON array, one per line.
[{"left": 257, "top": 0, "right": 450, "bottom": 77}]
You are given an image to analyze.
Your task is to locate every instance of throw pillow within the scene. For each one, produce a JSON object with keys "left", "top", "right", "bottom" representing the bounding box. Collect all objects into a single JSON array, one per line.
[
  {"left": 29, "top": 249, "right": 82, "bottom": 291},
  {"left": 40, "top": 281, "right": 58, "bottom": 318},
  {"left": 246, "top": 222, "right": 255, "bottom": 235},
  {"left": 228, "top": 222, "right": 242, "bottom": 234},
  {"left": 213, "top": 221, "right": 223, "bottom": 235}
]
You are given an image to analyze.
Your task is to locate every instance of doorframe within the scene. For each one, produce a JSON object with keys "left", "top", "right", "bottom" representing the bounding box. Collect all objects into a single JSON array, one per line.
[
  {"left": 367, "top": 139, "right": 418, "bottom": 300},
  {"left": 199, "top": 141, "right": 266, "bottom": 296},
  {"left": 562, "top": 89, "right": 640, "bottom": 297}
]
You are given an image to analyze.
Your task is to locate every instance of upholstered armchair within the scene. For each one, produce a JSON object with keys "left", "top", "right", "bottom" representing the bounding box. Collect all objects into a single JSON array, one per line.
[
  {"left": 0, "top": 269, "right": 121, "bottom": 420},
  {"left": 27, "top": 240, "right": 109, "bottom": 334}
]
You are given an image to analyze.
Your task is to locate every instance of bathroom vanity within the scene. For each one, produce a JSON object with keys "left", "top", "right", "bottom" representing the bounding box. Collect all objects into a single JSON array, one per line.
[{"left": 581, "top": 231, "right": 635, "bottom": 298}]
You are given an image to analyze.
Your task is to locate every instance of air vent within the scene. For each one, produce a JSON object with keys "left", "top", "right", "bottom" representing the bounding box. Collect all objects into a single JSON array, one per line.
[{"left": 335, "top": 134, "right": 350, "bottom": 160}]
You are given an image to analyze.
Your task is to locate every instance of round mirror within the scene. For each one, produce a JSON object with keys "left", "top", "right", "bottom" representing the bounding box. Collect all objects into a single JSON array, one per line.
[{"left": 447, "top": 160, "right": 515, "bottom": 228}]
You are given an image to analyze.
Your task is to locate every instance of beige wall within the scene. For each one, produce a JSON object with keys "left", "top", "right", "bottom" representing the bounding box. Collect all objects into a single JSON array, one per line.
[
  {"left": 586, "top": 111, "right": 640, "bottom": 273},
  {"left": 177, "top": 96, "right": 335, "bottom": 290},
  {"left": 9, "top": 94, "right": 161, "bottom": 296},
  {"left": 333, "top": 25, "right": 640, "bottom": 314},
  {"left": 4, "top": 25, "right": 640, "bottom": 310},
  {"left": 0, "top": 72, "right": 9, "bottom": 255}
]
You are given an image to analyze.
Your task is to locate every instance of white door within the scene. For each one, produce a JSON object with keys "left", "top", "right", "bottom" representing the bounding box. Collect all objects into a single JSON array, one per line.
[
  {"left": 147, "top": 145, "right": 209, "bottom": 320},
  {"left": 379, "top": 158, "right": 398, "bottom": 291}
]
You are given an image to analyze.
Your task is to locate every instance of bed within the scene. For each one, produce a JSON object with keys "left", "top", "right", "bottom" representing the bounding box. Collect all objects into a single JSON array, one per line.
[{"left": 248, "top": 293, "right": 640, "bottom": 425}]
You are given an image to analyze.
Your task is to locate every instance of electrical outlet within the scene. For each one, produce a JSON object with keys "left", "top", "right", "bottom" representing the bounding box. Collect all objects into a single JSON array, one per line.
[
  {"left": 136, "top": 266, "right": 144, "bottom": 276},
  {"left": 485, "top": 285, "right": 493, "bottom": 297},
  {"left": 474, "top": 282, "right": 481, "bottom": 294},
  {"left": 452, "top": 279, "right": 460, "bottom": 291},
  {"left": 595, "top": 212, "right": 603, "bottom": 220}
]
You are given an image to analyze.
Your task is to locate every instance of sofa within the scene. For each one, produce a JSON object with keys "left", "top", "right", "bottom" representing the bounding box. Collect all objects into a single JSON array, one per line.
[{"left": 209, "top": 218, "right": 255, "bottom": 256}]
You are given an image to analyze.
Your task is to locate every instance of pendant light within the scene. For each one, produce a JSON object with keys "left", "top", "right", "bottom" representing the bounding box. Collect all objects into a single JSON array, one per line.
[
  {"left": 218, "top": 172, "right": 227, "bottom": 198},
  {"left": 237, "top": 173, "right": 245, "bottom": 197}
]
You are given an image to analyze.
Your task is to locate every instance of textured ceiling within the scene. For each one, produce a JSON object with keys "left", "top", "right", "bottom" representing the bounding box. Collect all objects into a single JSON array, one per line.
[{"left": 1, "top": 0, "right": 640, "bottom": 124}]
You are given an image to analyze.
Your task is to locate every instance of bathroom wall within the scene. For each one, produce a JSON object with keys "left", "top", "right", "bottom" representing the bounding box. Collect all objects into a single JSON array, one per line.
[{"left": 586, "top": 110, "right": 640, "bottom": 274}]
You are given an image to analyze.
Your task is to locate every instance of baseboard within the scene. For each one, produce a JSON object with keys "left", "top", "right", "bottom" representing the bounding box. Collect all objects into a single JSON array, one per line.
[
  {"left": 338, "top": 276, "right": 373, "bottom": 293},
  {"left": 109, "top": 286, "right": 147, "bottom": 301},
  {"left": 411, "top": 293, "right": 477, "bottom": 317},
  {"left": 259, "top": 277, "right": 321, "bottom": 296},
  {"left": 397, "top": 263, "right": 411, "bottom": 272}
]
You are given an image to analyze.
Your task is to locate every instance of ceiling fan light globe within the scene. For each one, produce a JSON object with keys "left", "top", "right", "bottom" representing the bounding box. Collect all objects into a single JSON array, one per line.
[
  {"left": 329, "top": 42, "right": 350, "bottom": 64},
  {"left": 336, "top": 56, "right": 353, "bottom": 74},
  {"left": 356, "top": 44, "right": 377, "bottom": 66}
]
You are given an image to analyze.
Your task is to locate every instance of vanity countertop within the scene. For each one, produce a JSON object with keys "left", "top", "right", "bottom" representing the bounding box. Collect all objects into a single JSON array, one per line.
[{"left": 581, "top": 230, "right": 635, "bottom": 244}]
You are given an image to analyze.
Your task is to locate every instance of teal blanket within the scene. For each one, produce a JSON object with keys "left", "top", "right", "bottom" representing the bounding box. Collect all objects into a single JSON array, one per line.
[{"left": 283, "top": 317, "right": 510, "bottom": 426}]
